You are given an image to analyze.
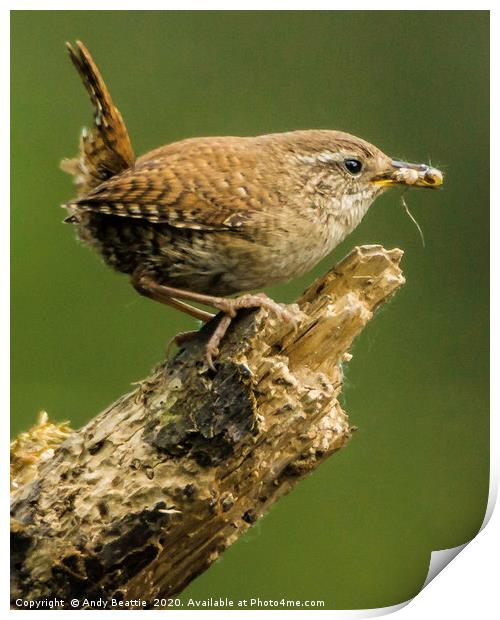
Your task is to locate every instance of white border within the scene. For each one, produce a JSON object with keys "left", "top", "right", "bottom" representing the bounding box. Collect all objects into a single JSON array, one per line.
[{"left": 5, "top": 3, "right": 495, "bottom": 617}]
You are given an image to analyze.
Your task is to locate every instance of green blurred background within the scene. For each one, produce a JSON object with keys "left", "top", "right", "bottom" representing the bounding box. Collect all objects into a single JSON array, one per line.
[{"left": 11, "top": 11, "right": 489, "bottom": 610}]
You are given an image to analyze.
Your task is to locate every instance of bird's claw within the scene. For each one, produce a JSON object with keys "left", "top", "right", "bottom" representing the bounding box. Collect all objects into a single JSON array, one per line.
[
  {"left": 205, "top": 344, "right": 219, "bottom": 371},
  {"left": 171, "top": 294, "right": 302, "bottom": 372}
]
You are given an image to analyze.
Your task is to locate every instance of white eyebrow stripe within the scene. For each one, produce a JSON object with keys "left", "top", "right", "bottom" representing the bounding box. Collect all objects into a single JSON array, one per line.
[{"left": 296, "top": 151, "right": 345, "bottom": 165}]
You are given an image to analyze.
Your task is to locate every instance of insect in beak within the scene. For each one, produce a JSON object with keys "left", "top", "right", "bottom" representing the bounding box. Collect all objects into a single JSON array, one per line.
[{"left": 372, "top": 160, "right": 444, "bottom": 188}]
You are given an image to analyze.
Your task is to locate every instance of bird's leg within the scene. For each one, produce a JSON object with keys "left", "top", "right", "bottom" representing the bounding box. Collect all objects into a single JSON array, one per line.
[
  {"left": 131, "top": 271, "right": 295, "bottom": 368},
  {"left": 166, "top": 317, "right": 231, "bottom": 368},
  {"left": 205, "top": 315, "right": 232, "bottom": 369},
  {"left": 134, "top": 274, "right": 293, "bottom": 320},
  {"left": 131, "top": 271, "right": 214, "bottom": 322},
  {"left": 132, "top": 272, "right": 215, "bottom": 362}
]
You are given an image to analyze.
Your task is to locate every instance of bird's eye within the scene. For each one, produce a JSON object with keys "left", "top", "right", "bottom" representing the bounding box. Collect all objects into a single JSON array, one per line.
[{"left": 344, "top": 159, "right": 363, "bottom": 175}]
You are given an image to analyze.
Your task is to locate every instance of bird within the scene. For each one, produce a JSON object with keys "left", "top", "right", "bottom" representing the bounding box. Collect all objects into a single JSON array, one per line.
[{"left": 61, "top": 41, "right": 443, "bottom": 368}]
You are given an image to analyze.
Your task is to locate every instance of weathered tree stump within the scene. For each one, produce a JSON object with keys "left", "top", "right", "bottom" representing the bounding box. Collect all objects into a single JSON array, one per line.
[{"left": 11, "top": 245, "right": 405, "bottom": 607}]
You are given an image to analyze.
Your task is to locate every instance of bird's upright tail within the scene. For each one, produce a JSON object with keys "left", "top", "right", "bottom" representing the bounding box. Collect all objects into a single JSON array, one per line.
[{"left": 61, "top": 41, "right": 135, "bottom": 196}]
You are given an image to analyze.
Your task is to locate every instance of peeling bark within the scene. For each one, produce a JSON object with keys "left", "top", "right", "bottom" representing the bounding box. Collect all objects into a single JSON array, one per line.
[{"left": 10, "top": 245, "right": 405, "bottom": 607}]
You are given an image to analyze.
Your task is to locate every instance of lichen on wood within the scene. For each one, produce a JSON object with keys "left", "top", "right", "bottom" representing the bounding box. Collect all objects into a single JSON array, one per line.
[{"left": 10, "top": 244, "right": 405, "bottom": 607}]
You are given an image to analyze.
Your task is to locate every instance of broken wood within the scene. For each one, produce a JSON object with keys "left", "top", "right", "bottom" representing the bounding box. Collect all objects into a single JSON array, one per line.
[{"left": 10, "top": 245, "right": 405, "bottom": 607}]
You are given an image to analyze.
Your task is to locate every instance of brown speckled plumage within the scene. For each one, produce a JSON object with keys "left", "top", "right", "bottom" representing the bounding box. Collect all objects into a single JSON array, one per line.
[
  {"left": 68, "top": 132, "right": 388, "bottom": 295},
  {"left": 62, "top": 41, "right": 443, "bottom": 365}
]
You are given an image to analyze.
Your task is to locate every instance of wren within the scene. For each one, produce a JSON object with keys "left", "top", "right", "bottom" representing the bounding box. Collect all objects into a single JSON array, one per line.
[{"left": 62, "top": 41, "right": 443, "bottom": 367}]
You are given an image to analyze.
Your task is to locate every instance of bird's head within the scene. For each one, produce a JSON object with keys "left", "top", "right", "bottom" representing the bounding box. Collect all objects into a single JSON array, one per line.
[{"left": 283, "top": 130, "right": 443, "bottom": 223}]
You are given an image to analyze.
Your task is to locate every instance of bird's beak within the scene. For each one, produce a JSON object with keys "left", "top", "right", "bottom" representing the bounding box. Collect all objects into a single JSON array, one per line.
[{"left": 371, "top": 160, "right": 443, "bottom": 189}]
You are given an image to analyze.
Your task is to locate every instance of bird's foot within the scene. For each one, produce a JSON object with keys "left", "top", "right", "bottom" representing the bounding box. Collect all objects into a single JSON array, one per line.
[
  {"left": 165, "top": 292, "right": 298, "bottom": 371},
  {"left": 205, "top": 315, "right": 233, "bottom": 370},
  {"left": 212, "top": 292, "right": 295, "bottom": 322},
  {"left": 204, "top": 293, "right": 297, "bottom": 370}
]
